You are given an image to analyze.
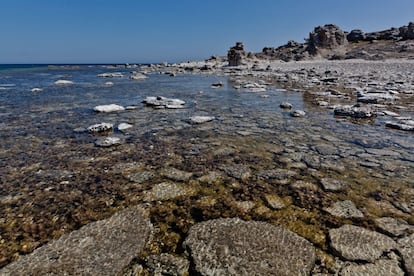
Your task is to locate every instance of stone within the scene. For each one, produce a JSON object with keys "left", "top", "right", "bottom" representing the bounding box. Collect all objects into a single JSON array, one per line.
[
  {"left": 256, "top": 168, "right": 296, "bottom": 181},
  {"left": 117, "top": 123, "right": 133, "bottom": 131},
  {"left": 334, "top": 104, "right": 376, "bottom": 118},
  {"left": 290, "top": 110, "right": 306, "bottom": 117},
  {"left": 376, "top": 217, "right": 413, "bottom": 237},
  {"left": 347, "top": 29, "right": 366, "bottom": 42},
  {"left": 227, "top": 42, "right": 246, "bottom": 66},
  {"left": 400, "top": 22, "right": 414, "bottom": 40},
  {"left": 319, "top": 178, "right": 348, "bottom": 192},
  {"left": 143, "top": 182, "right": 194, "bottom": 201},
  {"left": 97, "top": 72, "right": 123, "bottom": 78},
  {"left": 145, "top": 254, "right": 190, "bottom": 276},
  {"left": 160, "top": 167, "right": 193, "bottom": 182},
  {"left": 398, "top": 234, "right": 414, "bottom": 275},
  {"left": 104, "top": 81, "right": 114, "bottom": 86},
  {"left": 129, "top": 72, "right": 148, "bottom": 80},
  {"left": 386, "top": 118, "right": 414, "bottom": 131},
  {"left": 126, "top": 171, "right": 155, "bottom": 183},
  {"left": 280, "top": 102, "right": 293, "bottom": 109},
  {"left": 308, "top": 24, "right": 348, "bottom": 55},
  {"left": 220, "top": 164, "right": 251, "bottom": 180},
  {"left": 93, "top": 104, "right": 125, "bottom": 113},
  {"left": 54, "top": 80, "right": 73, "bottom": 85},
  {"left": 189, "top": 116, "right": 215, "bottom": 124},
  {"left": 0, "top": 206, "right": 153, "bottom": 275},
  {"left": 183, "top": 218, "right": 316, "bottom": 275},
  {"left": 142, "top": 96, "right": 185, "bottom": 109},
  {"left": 339, "top": 259, "right": 404, "bottom": 276},
  {"left": 31, "top": 88, "right": 43, "bottom": 92},
  {"left": 264, "top": 194, "right": 286, "bottom": 210},
  {"left": 329, "top": 224, "right": 397, "bottom": 262},
  {"left": 94, "top": 136, "right": 121, "bottom": 147},
  {"left": 87, "top": 122, "right": 113, "bottom": 133},
  {"left": 324, "top": 200, "right": 364, "bottom": 218}
]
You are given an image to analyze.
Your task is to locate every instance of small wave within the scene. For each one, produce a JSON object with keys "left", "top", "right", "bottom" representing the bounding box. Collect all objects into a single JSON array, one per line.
[{"left": 0, "top": 84, "right": 16, "bottom": 87}]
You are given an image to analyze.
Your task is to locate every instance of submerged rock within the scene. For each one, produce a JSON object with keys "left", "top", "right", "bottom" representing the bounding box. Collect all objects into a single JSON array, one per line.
[
  {"left": 280, "top": 102, "right": 293, "bottom": 109},
  {"left": 129, "top": 72, "right": 148, "bottom": 80},
  {"left": 324, "top": 200, "right": 364, "bottom": 218},
  {"left": 93, "top": 104, "right": 125, "bottom": 113},
  {"left": 95, "top": 136, "right": 121, "bottom": 147},
  {"left": 145, "top": 254, "right": 190, "bottom": 276},
  {"left": 142, "top": 96, "right": 186, "bottom": 109},
  {"left": 97, "top": 72, "right": 124, "bottom": 78},
  {"left": 189, "top": 116, "right": 215, "bottom": 124},
  {"left": 0, "top": 206, "right": 153, "bottom": 275},
  {"left": 290, "top": 110, "right": 306, "bottom": 117},
  {"left": 183, "top": 218, "right": 316, "bottom": 275},
  {"left": 398, "top": 234, "right": 414, "bottom": 275},
  {"left": 31, "top": 88, "right": 43, "bottom": 92},
  {"left": 329, "top": 224, "right": 397, "bottom": 262},
  {"left": 117, "top": 123, "right": 133, "bottom": 131},
  {"left": 339, "top": 259, "right": 404, "bottom": 276},
  {"left": 143, "top": 182, "right": 194, "bottom": 201}
]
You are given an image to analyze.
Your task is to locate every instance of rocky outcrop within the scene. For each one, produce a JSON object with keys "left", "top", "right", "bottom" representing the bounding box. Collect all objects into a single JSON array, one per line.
[
  {"left": 347, "top": 29, "right": 365, "bottom": 42},
  {"left": 0, "top": 206, "right": 153, "bottom": 275},
  {"left": 183, "top": 218, "right": 316, "bottom": 275},
  {"left": 227, "top": 42, "right": 246, "bottom": 66},
  {"left": 400, "top": 22, "right": 414, "bottom": 40},
  {"left": 307, "top": 24, "right": 348, "bottom": 55}
]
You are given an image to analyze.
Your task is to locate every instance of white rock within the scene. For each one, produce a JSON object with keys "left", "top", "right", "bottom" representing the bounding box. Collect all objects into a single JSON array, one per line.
[
  {"left": 189, "top": 116, "right": 215, "bottom": 124},
  {"left": 130, "top": 72, "right": 148, "bottom": 80},
  {"left": 87, "top": 123, "right": 113, "bottom": 133},
  {"left": 54, "top": 80, "right": 73, "bottom": 85},
  {"left": 104, "top": 82, "right": 114, "bottom": 86},
  {"left": 142, "top": 96, "right": 185, "bottom": 109},
  {"left": 98, "top": 72, "right": 123, "bottom": 78},
  {"left": 31, "top": 88, "right": 43, "bottom": 92},
  {"left": 95, "top": 137, "right": 121, "bottom": 147},
  {"left": 280, "top": 102, "right": 293, "bottom": 109},
  {"left": 118, "top": 123, "right": 133, "bottom": 131},
  {"left": 291, "top": 110, "right": 306, "bottom": 117},
  {"left": 93, "top": 104, "right": 125, "bottom": 113}
]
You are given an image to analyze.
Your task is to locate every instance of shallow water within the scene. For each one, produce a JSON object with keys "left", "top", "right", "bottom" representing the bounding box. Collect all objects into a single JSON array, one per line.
[{"left": 0, "top": 65, "right": 413, "bottom": 266}]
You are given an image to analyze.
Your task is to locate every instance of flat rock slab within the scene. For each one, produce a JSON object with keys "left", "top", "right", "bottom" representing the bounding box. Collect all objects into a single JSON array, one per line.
[
  {"left": 340, "top": 259, "right": 404, "bottom": 276},
  {"left": 376, "top": 217, "right": 413, "bottom": 237},
  {"left": 329, "top": 224, "right": 397, "bottom": 262},
  {"left": 324, "top": 200, "right": 364, "bottom": 218},
  {"left": 93, "top": 104, "right": 125, "bottom": 112},
  {"left": 143, "top": 182, "right": 194, "bottom": 201},
  {"left": 320, "top": 178, "right": 348, "bottom": 192},
  {"left": 398, "top": 233, "right": 414, "bottom": 275},
  {"left": 184, "top": 218, "right": 315, "bottom": 275},
  {"left": 0, "top": 206, "right": 153, "bottom": 275}
]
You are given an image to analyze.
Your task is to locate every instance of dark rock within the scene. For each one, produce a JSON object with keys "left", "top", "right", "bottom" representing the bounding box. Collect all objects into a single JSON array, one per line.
[
  {"left": 347, "top": 29, "right": 366, "bottom": 42},
  {"left": 227, "top": 42, "right": 246, "bottom": 66},
  {"left": 183, "top": 218, "right": 316, "bottom": 275},
  {"left": 308, "top": 24, "right": 348, "bottom": 55},
  {"left": 399, "top": 22, "right": 414, "bottom": 40},
  {"left": 329, "top": 224, "right": 397, "bottom": 262},
  {"left": 0, "top": 206, "right": 153, "bottom": 275}
]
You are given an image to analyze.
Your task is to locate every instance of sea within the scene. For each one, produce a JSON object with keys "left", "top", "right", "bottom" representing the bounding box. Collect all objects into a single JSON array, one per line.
[{"left": 0, "top": 64, "right": 413, "bottom": 266}]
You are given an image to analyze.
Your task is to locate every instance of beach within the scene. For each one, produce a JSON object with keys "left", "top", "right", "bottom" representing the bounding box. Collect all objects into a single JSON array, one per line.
[{"left": 0, "top": 59, "right": 413, "bottom": 275}]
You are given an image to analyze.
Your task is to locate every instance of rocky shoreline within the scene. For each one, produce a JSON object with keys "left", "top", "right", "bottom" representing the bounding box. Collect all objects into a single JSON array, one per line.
[{"left": 1, "top": 23, "right": 414, "bottom": 275}]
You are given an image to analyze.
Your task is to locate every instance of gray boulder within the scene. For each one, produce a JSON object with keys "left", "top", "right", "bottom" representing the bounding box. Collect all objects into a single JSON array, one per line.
[
  {"left": 308, "top": 24, "right": 348, "bottom": 54},
  {"left": 329, "top": 224, "right": 397, "bottom": 262},
  {"left": 398, "top": 233, "right": 414, "bottom": 275},
  {"left": 347, "top": 29, "right": 366, "bottom": 42},
  {"left": 340, "top": 259, "right": 404, "bottom": 276},
  {"left": 334, "top": 104, "right": 376, "bottom": 118},
  {"left": 399, "top": 22, "right": 414, "bottom": 40},
  {"left": 183, "top": 218, "right": 316, "bottom": 275},
  {"left": 227, "top": 42, "right": 246, "bottom": 66},
  {"left": 0, "top": 206, "right": 153, "bottom": 275}
]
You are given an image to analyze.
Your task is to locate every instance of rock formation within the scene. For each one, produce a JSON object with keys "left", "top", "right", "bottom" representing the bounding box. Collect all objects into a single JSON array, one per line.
[
  {"left": 227, "top": 42, "right": 246, "bottom": 66},
  {"left": 307, "top": 24, "right": 348, "bottom": 55}
]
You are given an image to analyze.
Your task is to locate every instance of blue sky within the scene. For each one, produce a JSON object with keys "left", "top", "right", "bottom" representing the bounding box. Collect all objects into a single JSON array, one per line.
[{"left": 1, "top": 0, "right": 413, "bottom": 63}]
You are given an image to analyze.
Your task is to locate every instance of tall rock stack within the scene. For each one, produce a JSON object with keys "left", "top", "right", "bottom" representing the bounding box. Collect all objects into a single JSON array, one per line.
[
  {"left": 400, "top": 22, "right": 414, "bottom": 40},
  {"left": 307, "top": 24, "right": 348, "bottom": 55},
  {"left": 227, "top": 42, "right": 246, "bottom": 66}
]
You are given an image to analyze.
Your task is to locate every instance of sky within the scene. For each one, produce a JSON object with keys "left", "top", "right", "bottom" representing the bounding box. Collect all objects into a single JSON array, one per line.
[{"left": 1, "top": 0, "right": 413, "bottom": 64}]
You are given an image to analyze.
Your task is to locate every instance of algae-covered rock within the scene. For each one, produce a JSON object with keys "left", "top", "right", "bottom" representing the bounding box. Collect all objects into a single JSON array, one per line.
[
  {"left": 0, "top": 206, "right": 153, "bottom": 275},
  {"left": 329, "top": 224, "right": 397, "bottom": 262},
  {"left": 183, "top": 218, "right": 315, "bottom": 275}
]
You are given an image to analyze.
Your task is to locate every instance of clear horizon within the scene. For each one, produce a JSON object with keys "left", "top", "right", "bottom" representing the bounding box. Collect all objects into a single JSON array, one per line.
[{"left": 1, "top": 0, "right": 413, "bottom": 64}]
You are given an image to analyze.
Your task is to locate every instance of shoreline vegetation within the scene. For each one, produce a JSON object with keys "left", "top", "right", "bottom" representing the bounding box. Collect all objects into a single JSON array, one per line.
[{"left": 1, "top": 23, "right": 414, "bottom": 275}]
